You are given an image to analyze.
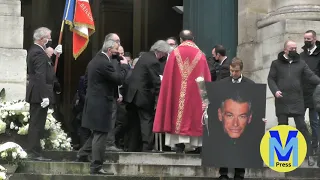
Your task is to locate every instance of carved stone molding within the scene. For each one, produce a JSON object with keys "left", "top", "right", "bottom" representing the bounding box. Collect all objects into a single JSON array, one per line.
[{"left": 258, "top": 0, "right": 320, "bottom": 28}]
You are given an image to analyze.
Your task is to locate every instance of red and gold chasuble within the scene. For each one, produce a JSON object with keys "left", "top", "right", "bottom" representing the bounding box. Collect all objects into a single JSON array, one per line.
[{"left": 153, "top": 41, "right": 211, "bottom": 137}]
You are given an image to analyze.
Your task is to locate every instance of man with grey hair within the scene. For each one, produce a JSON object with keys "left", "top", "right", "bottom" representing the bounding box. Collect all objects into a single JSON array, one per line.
[
  {"left": 102, "top": 33, "right": 125, "bottom": 152},
  {"left": 104, "top": 33, "right": 120, "bottom": 45},
  {"left": 77, "top": 39, "right": 128, "bottom": 174},
  {"left": 124, "top": 40, "right": 169, "bottom": 152},
  {"left": 26, "top": 27, "right": 62, "bottom": 161}
]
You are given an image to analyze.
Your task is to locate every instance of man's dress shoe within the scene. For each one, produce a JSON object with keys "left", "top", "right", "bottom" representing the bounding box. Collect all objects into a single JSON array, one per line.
[{"left": 90, "top": 169, "right": 114, "bottom": 175}]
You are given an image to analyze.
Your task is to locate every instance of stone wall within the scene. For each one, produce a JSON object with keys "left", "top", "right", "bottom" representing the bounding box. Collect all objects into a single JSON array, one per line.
[
  {"left": 0, "top": 0, "right": 27, "bottom": 101},
  {"left": 238, "top": 0, "right": 320, "bottom": 130}
]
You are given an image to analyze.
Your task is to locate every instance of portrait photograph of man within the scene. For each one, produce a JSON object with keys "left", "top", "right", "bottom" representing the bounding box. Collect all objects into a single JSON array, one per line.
[
  {"left": 202, "top": 83, "right": 266, "bottom": 169},
  {"left": 218, "top": 93, "right": 252, "bottom": 139}
]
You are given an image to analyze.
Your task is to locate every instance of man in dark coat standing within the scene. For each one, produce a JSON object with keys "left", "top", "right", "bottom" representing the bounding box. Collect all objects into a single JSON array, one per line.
[
  {"left": 77, "top": 39, "right": 129, "bottom": 174},
  {"left": 102, "top": 33, "right": 124, "bottom": 152},
  {"left": 268, "top": 40, "right": 320, "bottom": 166},
  {"left": 300, "top": 30, "right": 320, "bottom": 154},
  {"left": 124, "top": 40, "right": 170, "bottom": 152},
  {"left": 212, "top": 45, "right": 232, "bottom": 81},
  {"left": 218, "top": 57, "right": 254, "bottom": 180},
  {"left": 26, "top": 27, "right": 62, "bottom": 161}
]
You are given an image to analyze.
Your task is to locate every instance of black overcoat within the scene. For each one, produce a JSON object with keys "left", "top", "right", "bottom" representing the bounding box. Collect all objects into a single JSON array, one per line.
[
  {"left": 82, "top": 53, "right": 128, "bottom": 132},
  {"left": 26, "top": 44, "right": 55, "bottom": 104},
  {"left": 300, "top": 41, "right": 320, "bottom": 108},
  {"left": 268, "top": 52, "right": 320, "bottom": 116}
]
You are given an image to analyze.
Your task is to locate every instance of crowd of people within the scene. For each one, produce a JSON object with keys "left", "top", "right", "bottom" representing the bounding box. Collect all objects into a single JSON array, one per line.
[{"left": 25, "top": 26, "right": 320, "bottom": 179}]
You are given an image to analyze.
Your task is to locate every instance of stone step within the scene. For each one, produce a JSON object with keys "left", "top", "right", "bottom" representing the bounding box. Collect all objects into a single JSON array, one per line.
[
  {"left": 42, "top": 151, "right": 320, "bottom": 166},
  {"left": 16, "top": 161, "right": 320, "bottom": 178},
  {"left": 11, "top": 173, "right": 316, "bottom": 180},
  {"left": 43, "top": 151, "right": 201, "bottom": 165},
  {"left": 9, "top": 173, "right": 297, "bottom": 180}
]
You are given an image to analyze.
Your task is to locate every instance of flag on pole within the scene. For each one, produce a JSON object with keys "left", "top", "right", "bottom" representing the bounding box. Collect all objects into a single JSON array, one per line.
[
  {"left": 63, "top": 0, "right": 95, "bottom": 59},
  {"left": 63, "top": 0, "right": 75, "bottom": 30}
]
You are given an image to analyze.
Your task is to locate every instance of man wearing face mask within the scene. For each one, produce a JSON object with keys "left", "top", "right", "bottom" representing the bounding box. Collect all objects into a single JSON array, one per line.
[
  {"left": 167, "top": 37, "right": 178, "bottom": 52},
  {"left": 157, "top": 37, "right": 178, "bottom": 75},
  {"left": 268, "top": 40, "right": 320, "bottom": 166},
  {"left": 90, "top": 33, "right": 126, "bottom": 152},
  {"left": 212, "top": 45, "right": 232, "bottom": 81},
  {"left": 77, "top": 39, "right": 128, "bottom": 174},
  {"left": 26, "top": 27, "right": 62, "bottom": 161},
  {"left": 124, "top": 40, "right": 170, "bottom": 152},
  {"left": 300, "top": 30, "right": 320, "bottom": 155}
]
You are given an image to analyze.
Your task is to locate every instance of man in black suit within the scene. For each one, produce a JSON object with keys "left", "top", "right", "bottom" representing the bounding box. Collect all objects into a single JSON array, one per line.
[
  {"left": 213, "top": 45, "right": 232, "bottom": 81},
  {"left": 102, "top": 33, "right": 125, "bottom": 152},
  {"left": 219, "top": 57, "right": 254, "bottom": 180},
  {"left": 26, "top": 27, "right": 62, "bottom": 161},
  {"left": 77, "top": 39, "right": 129, "bottom": 175},
  {"left": 124, "top": 40, "right": 170, "bottom": 152}
]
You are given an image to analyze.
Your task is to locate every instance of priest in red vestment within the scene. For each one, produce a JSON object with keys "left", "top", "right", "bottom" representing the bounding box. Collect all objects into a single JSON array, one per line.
[{"left": 153, "top": 30, "right": 211, "bottom": 153}]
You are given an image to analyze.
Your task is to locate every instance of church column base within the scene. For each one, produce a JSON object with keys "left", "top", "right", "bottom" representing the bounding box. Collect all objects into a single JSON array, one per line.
[{"left": 0, "top": 0, "right": 26, "bottom": 101}]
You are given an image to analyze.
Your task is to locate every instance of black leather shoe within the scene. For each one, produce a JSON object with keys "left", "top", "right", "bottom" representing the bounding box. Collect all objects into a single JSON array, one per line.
[
  {"left": 219, "top": 175, "right": 229, "bottom": 180},
  {"left": 105, "top": 146, "right": 123, "bottom": 152},
  {"left": 234, "top": 175, "right": 244, "bottom": 180},
  {"left": 90, "top": 169, "right": 114, "bottom": 175},
  {"left": 76, "top": 156, "right": 90, "bottom": 162},
  {"left": 308, "top": 156, "right": 315, "bottom": 166},
  {"left": 175, "top": 143, "right": 185, "bottom": 154}
]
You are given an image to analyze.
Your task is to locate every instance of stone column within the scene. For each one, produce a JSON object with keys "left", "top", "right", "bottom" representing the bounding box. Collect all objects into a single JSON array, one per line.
[
  {"left": 0, "top": 0, "right": 27, "bottom": 101},
  {"left": 238, "top": 0, "right": 320, "bottom": 130},
  {"left": 258, "top": 0, "right": 320, "bottom": 28}
]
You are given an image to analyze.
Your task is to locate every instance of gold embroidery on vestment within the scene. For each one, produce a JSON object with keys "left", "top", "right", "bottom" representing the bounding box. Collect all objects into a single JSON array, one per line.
[
  {"left": 174, "top": 48, "right": 203, "bottom": 134},
  {"left": 179, "top": 41, "right": 200, "bottom": 50}
]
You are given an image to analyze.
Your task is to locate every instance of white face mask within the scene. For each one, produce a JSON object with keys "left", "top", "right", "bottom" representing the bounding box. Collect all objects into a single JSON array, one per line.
[{"left": 169, "top": 46, "right": 176, "bottom": 52}]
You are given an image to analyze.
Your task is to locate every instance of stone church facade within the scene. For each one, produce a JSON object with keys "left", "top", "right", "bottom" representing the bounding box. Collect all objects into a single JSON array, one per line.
[
  {"left": 1, "top": 0, "right": 320, "bottom": 129},
  {"left": 238, "top": 0, "right": 320, "bottom": 128}
]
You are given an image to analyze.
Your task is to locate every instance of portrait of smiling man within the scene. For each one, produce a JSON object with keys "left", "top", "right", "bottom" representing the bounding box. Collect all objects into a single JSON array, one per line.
[
  {"left": 202, "top": 80, "right": 266, "bottom": 171},
  {"left": 218, "top": 95, "right": 252, "bottom": 139}
]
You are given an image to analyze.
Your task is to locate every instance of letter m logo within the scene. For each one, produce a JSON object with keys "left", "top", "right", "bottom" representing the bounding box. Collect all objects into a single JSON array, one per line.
[{"left": 268, "top": 130, "right": 298, "bottom": 167}]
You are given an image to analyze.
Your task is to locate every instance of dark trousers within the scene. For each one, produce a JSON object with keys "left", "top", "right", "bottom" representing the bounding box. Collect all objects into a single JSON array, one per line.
[
  {"left": 27, "top": 103, "right": 48, "bottom": 156},
  {"left": 106, "top": 99, "right": 117, "bottom": 146},
  {"left": 219, "top": 167, "right": 245, "bottom": 178},
  {"left": 278, "top": 114, "right": 312, "bottom": 157},
  {"left": 305, "top": 108, "right": 319, "bottom": 150},
  {"left": 127, "top": 104, "right": 154, "bottom": 152},
  {"left": 80, "top": 127, "right": 91, "bottom": 147},
  {"left": 114, "top": 103, "right": 129, "bottom": 148},
  {"left": 78, "top": 131, "right": 108, "bottom": 171}
]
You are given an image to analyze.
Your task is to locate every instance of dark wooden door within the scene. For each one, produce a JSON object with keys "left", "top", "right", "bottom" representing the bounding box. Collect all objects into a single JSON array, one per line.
[
  {"left": 21, "top": 0, "right": 184, "bottom": 130},
  {"left": 183, "top": 0, "right": 238, "bottom": 58}
]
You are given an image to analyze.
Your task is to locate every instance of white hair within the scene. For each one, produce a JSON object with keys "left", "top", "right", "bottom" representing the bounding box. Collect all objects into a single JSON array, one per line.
[
  {"left": 104, "top": 33, "right": 116, "bottom": 41},
  {"left": 33, "top": 27, "right": 51, "bottom": 41},
  {"left": 102, "top": 40, "right": 117, "bottom": 53},
  {"left": 150, "top": 40, "right": 171, "bottom": 54}
]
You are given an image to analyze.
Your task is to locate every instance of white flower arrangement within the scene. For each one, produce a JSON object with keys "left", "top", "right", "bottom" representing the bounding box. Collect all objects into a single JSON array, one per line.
[
  {"left": 0, "top": 142, "right": 27, "bottom": 165},
  {"left": 0, "top": 165, "right": 7, "bottom": 180},
  {"left": 0, "top": 165, "right": 6, "bottom": 180},
  {"left": 195, "top": 76, "right": 210, "bottom": 135},
  {"left": 0, "top": 100, "right": 72, "bottom": 151}
]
